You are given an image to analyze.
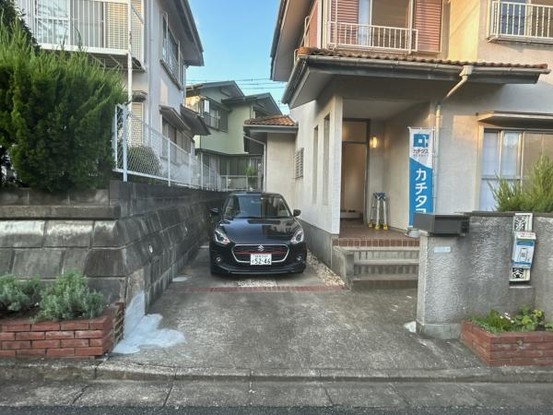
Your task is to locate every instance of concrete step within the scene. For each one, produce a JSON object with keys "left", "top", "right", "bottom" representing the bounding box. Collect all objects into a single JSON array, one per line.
[
  {"left": 354, "top": 259, "right": 419, "bottom": 276},
  {"left": 350, "top": 247, "right": 420, "bottom": 261},
  {"left": 349, "top": 274, "right": 418, "bottom": 290}
]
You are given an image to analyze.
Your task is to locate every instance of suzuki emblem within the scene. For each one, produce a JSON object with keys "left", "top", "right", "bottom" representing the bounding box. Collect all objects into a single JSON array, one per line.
[{"left": 258, "top": 245, "right": 265, "bottom": 252}]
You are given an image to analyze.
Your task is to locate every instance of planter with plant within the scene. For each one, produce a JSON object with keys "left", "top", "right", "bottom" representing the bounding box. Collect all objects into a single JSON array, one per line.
[
  {"left": 0, "top": 272, "right": 120, "bottom": 359},
  {"left": 461, "top": 307, "right": 553, "bottom": 366}
]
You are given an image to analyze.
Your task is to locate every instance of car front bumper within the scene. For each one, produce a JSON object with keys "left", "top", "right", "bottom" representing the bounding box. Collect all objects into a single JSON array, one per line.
[{"left": 209, "top": 242, "right": 307, "bottom": 275}]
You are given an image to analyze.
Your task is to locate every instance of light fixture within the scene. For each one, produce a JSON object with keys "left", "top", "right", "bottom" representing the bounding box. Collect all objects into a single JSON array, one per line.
[{"left": 370, "top": 136, "right": 379, "bottom": 149}]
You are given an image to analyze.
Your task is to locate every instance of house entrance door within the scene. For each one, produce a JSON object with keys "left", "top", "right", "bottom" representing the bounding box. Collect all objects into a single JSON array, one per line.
[{"left": 341, "top": 120, "right": 369, "bottom": 222}]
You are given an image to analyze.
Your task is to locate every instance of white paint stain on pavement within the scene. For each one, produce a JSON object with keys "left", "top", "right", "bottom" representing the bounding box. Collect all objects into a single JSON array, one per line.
[
  {"left": 404, "top": 321, "right": 417, "bottom": 333},
  {"left": 113, "top": 314, "right": 185, "bottom": 354}
]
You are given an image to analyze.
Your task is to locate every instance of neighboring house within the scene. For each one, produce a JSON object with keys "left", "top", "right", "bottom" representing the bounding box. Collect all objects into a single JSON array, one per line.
[
  {"left": 244, "top": 115, "right": 299, "bottom": 204},
  {"left": 15, "top": 0, "right": 209, "bottom": 159},
  {"left": 186, "top": 81, "right": 282, "bottom": 190},
  {"left": 270, "top": 0, "right": 553, "bottom": 261}
]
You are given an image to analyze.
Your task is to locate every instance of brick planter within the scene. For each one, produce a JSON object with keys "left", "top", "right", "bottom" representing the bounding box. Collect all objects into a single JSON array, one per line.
[
  {"left": 461, "top": 321, "right": 553, "bottom": 366},
  {"left": 0, "top": 305, "right": 122, "bottom": 359}
]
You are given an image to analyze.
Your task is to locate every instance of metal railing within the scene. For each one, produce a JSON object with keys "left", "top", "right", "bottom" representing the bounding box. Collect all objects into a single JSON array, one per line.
[
  {"left": 327, "top": 21, "right": 417, "bottom": 52},
  {"left": 490, "top": 0, "right": 553, "bottom": 43},
  {"left": 113, "top": 105, "right": 262, "bottom": 191},
  {"left": 16, "top": 0, "right": 144, "bottom": 63}
]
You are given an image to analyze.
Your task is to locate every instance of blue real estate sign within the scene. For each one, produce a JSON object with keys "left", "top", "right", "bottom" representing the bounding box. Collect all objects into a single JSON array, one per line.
[{"left": 408, "top": 128, "right": 434, "bottom": 226}]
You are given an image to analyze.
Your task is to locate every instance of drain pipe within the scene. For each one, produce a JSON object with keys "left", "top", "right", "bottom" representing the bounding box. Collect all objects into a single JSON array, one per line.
[
  {"left": 243, "top": 135, "right": 267, "bottom": 191},
  {"left": 433, "top": 65, "right": 473, "bottom": 212}
]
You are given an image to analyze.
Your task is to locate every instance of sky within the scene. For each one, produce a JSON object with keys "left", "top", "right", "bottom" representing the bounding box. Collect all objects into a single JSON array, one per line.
[{"left": 187, "top": 0, "right": 288, "bottom": 113}]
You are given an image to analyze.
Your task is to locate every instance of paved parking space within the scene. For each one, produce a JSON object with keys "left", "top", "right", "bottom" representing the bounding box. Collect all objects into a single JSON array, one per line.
[{"left": 173, "top": 246, "right": 345, "bottom": 292}]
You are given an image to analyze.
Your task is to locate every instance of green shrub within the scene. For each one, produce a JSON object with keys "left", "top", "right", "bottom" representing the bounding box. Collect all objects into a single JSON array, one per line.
[
  {"left": 0, "top": 275, "right": 41, "bottom": 317},
  {"left": 127, "top": 145, "right": 162, "bottom": 177},
  {"left": 35, "top": 272, "right": 105, "bottom": 321},
  {"left": 0, "top": 22, "right": 125, "bottom": 192},
  {"left": 492, "top": 155, "right": 553, "bottom": 212},
  {"left": 470, "top": 307, "right": 552, "bottom": 333}
]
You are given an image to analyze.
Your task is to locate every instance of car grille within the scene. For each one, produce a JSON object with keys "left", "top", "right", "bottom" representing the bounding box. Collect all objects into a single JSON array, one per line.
[{"left": 232, "top": 244, "right": 289, "bottom": 264}]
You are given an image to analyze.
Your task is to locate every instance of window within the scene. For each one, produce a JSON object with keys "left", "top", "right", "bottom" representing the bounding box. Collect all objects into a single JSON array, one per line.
[
  {"left": 480, "top": 129, "right": 553, "bottom": 210},
  {"left": 295, "top": 148, "right": 304, "bottom": 179},
  {"left": 162, "top": 14, "right": 185, "bottom": 87},
  {"left": 323, "top": 116, "right": 330, "bottom": 205},
  {"left": 313, "top": 127, "right": 319, "bottom": 203},
  {"left": 202, "top": 100, "right": 228, "bottom": 131},
  {"left": 490, "top": 0, "right": 553, "bottom": 41}
]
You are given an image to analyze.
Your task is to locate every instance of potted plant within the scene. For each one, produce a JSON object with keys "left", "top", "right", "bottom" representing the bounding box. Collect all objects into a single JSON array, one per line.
[{"left": 461, "top": 307, "right": 553, "bottom": 366}]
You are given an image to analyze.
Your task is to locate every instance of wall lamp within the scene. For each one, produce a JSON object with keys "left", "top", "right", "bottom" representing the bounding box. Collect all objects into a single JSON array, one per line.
[{"left": 370, "top": 136, "right": 379, "bottom": 149}]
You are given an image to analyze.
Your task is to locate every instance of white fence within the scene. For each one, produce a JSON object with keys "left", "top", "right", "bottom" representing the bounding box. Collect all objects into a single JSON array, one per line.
[{"left": 112, "top": 105, "right": 261, "bottom": 191}]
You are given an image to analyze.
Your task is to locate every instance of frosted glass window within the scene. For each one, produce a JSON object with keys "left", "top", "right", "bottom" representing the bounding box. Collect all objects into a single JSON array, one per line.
[{"left": 500, "top": 132, "right": 520, "bottom": 178}]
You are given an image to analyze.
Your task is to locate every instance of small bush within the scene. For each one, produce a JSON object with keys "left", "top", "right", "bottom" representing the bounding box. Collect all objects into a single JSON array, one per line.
[
  {"left": 492, "top": 155, "right": 553, "bottom": 212},
  {"left": 127, "top": 145, "right": 162, "bottom": 177},
  {"left": 470, "top": 307, "right": 552, "bottom": 333},
  {"left": 0, "top": 275, "right": 41, "bottom": 317},
  {"left": 35, "top": 272, "right": 105, "bottom": 321}
]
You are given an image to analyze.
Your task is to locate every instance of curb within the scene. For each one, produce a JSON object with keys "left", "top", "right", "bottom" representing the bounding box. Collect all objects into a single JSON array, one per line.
[{"left": 1, "top": 360, "right": 553, "bottom": 384}]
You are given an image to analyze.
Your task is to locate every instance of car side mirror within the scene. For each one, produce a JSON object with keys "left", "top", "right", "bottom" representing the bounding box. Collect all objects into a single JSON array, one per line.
[
  {"left": 293, "top": 209, "right": 301, "bottom": 217},
  {"left": 210, "top": 208, "right": 220, "bottom": 216}
]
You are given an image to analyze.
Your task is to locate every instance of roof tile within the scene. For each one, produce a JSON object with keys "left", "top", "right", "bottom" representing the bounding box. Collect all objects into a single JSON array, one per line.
[
  {"left": 245, "top": 115, "right": 296, "bottom": 127},
  {"left": 297, "top": 47, "right": 548, "bottom": 70}
]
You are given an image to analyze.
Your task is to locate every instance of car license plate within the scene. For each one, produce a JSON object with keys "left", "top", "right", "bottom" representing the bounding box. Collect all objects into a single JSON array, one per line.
[{"left": 250, "top": 253, "right": 272, "bottom": 265}]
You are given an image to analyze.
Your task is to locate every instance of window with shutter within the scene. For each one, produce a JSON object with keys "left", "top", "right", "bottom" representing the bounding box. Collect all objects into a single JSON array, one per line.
[{"left": 414, "top": 0, "right": 443, "bottom": 53}]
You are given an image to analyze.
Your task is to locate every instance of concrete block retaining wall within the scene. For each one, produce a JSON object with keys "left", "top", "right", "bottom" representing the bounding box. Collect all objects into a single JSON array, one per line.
[
  {"left": 0, "top": 182, "right": 225, "bottom": 314},
  {"left": 417, "top": 213, "right": 553, "bottom": 339}
]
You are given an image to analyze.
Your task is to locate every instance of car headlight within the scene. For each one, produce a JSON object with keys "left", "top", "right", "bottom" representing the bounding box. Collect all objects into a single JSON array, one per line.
[
  {"left": 291, "top": 227, "right": 305, "bottom": 245},
  {"left": 213, "top": 226, "right": 231, "bottom": 246}
]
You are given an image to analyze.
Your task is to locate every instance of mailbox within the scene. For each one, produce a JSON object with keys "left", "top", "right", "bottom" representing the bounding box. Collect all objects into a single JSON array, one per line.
[
  {"left": 413, "top": 213, "right": 469, "bottom": 236},
  {"left": 512, "top": 231, "right": 536, "bottom": 270}
]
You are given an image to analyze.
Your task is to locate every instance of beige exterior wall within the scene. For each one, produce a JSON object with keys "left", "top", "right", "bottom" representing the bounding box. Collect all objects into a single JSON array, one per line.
[
  {"left": 290, "top": 93, "right": 343, "bottom": 235},
  {"left": 266, "top": 134, "right": 297, "bottom": 207}
]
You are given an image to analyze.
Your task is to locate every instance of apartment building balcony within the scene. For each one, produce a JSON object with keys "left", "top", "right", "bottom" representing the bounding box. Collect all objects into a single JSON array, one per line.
[
  {"left": 16, "top": 0, "right": 144, "bottom": 70},
  {"left": 489, "top": 0, "right": 553, "bottom": 44}
]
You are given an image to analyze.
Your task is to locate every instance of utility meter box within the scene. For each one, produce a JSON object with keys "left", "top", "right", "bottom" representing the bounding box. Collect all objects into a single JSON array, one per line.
[
  {"left": 512, "top": 231, "right": 536, "bottom": 269},
  {"left": 413, "top": 213, "right": 469, "bottom": 235}
]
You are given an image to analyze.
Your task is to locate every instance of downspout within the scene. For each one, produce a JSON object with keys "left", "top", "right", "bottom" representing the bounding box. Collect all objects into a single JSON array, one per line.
[
  {"left": 433, "top": 64, "right": 473, "bottom": 212},
  {"left": 244, "top": 134, "right": 267, "bottom": 191}
]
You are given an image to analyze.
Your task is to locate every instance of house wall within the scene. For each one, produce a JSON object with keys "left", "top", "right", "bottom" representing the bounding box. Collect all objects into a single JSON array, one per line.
[
  {"left": 417, "top": 213, "right": 553, "bottom": 339},
  {"left": 288, "top": 91, "right": 343, "bottom": 264},
  {"left": 124, "top": 0, "right": 188, "bottom": 133},
  {"left": 384, "top": 103, "right": 433, "bottom": 229},
  {"left": 266, "top": 133, "right": 296, "bottom": 207},
  {"left": 290, "top": 92, "right": 343, "bottom": 236}
]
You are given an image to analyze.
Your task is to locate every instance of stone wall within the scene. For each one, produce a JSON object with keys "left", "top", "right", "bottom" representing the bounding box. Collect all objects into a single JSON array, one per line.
[
  {"left": 416, "top": 213, "right": 553, "bottom": 339},
  {"left": 0, "top": 182, "right": 225, "bottom": 315}
]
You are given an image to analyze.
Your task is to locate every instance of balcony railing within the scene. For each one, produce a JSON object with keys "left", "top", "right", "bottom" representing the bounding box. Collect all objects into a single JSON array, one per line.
[
  {"left": 16, "top": 0, "right": 144, "bottom": 64},
  {"left": 327, "top": 21, "right": 418, "bottom": 53},
  {"left": 490, "top": 0, "right": 553, "bottom": 43}
]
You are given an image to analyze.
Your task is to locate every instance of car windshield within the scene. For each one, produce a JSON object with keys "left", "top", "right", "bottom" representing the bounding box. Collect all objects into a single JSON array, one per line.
[{"left": 223, "top": 194, "right": 292, "bottom": 219}]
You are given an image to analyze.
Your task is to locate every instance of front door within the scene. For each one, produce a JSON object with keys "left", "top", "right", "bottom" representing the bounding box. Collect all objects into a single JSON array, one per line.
[{"left": 341, "top": 120, "right": 369, "bottom": 222}]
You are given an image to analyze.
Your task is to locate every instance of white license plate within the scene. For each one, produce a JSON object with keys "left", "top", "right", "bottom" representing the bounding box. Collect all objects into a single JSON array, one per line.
[{"left": 250, "top": 253, "right": 272, "bottom": 265}]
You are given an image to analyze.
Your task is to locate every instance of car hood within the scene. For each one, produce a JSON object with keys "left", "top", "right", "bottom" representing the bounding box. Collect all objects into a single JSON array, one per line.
[{"left": 219, "top": 218, "right": 301, "bottom": 244}]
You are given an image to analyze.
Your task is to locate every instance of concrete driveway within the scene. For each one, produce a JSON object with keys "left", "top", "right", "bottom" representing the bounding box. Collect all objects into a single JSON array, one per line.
[{"left": 108, "top": 246, "right": 483, "bottom": 375}]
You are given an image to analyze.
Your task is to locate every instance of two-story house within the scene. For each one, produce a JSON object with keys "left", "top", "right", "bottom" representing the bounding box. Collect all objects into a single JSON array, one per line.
[
  {"left": 271, "top": 0, "right": 553, "bottom": 263},
  {"left": 186, "top": 81, "right": 282, "bottom": 190},
  {"left": 16, "top": 0, "right": 208, "bottom": 157}
]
